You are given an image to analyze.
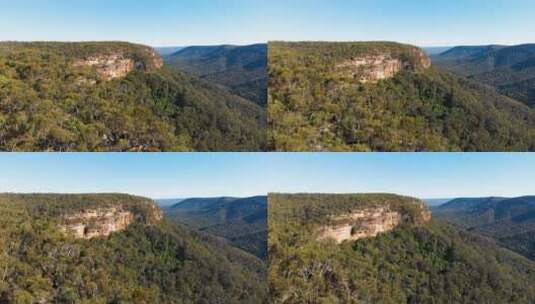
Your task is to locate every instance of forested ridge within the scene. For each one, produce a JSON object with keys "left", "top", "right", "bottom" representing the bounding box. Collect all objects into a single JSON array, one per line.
[
  {"left": 268, "top": 41, "right": 535, "bottom": 151},
  {"left": 433, "top": 44, "right": 535, "bottom": 107},
  {"left": 0, "top": 42, "right": 266, "bottom": 152},
  {"left": 164, "top": 44, "right": 267, "bottom": 107},
  {"left": 269, "top": 193, "right": 535, "bottom": 304},
  {"left": 0, "top": 193, "right": 268, "bottom": 303},
  {"left": 164, "top": 196, "right": 268, "bottom": 259},
  {"left": 433, "top": 196, "right": 535, "bottom": 261}
]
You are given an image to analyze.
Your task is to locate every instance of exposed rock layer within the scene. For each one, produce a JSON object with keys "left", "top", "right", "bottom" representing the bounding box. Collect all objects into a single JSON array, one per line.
[
  {"left": 318, "top": 203, "right": 431, "bottom": 243},
  {"left": 61, "top": 202, "right": 163, "bottom": 239},
  {"left": 73, "top": 48, "right": 163, "bottom": 80},
  {"left": 336, "top": 48, "right": 431, "bottom": 83}
]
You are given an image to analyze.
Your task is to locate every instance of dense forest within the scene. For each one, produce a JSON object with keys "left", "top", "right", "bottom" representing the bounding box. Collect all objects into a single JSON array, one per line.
[
  {"left": 164, "top": 44, "right": 267, "bottom": 107},
  {"left": 433, "top": 44, "right": 535, "bottom": 107},
  {"left": 268, "top": 41, "right": 535, "bottom": 151},
  {"left": 164, "top": 196, "right": 267, "bottom": 259},
  {"left": 0, "top": 193, "right": 268, "bottom": 303},
  {"left": 433, "top": 196, "right": 535, "bottom": 261},
  {"left": 269, "top": 193, "right": 535, "bottom": 304},
  {"left": 0, "top": 42, "right": 266, "bottom": 152}
]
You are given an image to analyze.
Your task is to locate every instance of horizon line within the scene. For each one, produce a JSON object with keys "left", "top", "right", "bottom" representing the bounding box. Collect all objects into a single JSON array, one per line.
[
  {"left": 2, "top": 192, "right": 531, "bottom": 201},
  {"left": 2, "top": 39, "right": 534, "bottom": 49}
]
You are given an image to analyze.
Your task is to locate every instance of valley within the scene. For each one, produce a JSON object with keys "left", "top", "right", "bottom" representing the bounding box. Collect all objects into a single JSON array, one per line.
[
  {"left": 0, "top": 41, "right": 267, "bottom": 152},
  {"left": 432, "top": 196, "right": 535, "bottom": 261},
  {"left": 0, "top": 193, "right": 268, "bottom": 303},
  {"left": 433, "top": 44, "right": 535, "bottom": 107},
  {"left": 163, "top": 44, "right": 267, "bottom": 107},
  {"left": 269, "top": 193, "right": 535, "bottom": 303},
  {"left": 268, "top": 41, "right": 535, "bottom": 152},
  {"left": 163, "top": 196, "right": 268, "bottom": 259}
]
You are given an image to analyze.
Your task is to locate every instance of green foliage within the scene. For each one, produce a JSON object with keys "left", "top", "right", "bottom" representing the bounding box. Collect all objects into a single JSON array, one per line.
[
  {"left": 269, "top": 193, "right": 428, "bottom": 226},
  {"left": 269, "top": 193, "right": 535, "bottom": 304},
  {"left": 433, "top": 44, "right": 535, "bottom": 107},
  {"left": 0, "top": 194, "right": 268, "bottom": 303},
  {"left": 433, "top": 196, "right": 535, "bottom": 260},
  {"left": 0, "top": 42, "right": 266, "bottom": 151},
  {"left": 165, "top": 196, "right": 267, "bottom": 259},
  {"left": 268, "top": 41, "right": 535, "bottom": 151},
  {"left": 165, "top": 44, "right": 267, "bottom": 107}
]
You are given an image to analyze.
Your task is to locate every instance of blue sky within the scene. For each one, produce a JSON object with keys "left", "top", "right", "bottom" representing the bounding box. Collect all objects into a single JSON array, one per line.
[
  {"left": 0, "top": 153, "right": 533, "bottom": 199},
  {"left": 0, "top": 0, "right": 533, "bottom": 46}
]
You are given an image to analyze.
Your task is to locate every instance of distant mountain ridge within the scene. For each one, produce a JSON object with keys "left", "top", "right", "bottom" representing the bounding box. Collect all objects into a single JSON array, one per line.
[
  {"left": 269, "top": 193, "right": 535, "bottom": 303},
  {"left": 269, "top": 41, "right": 535, "bottom": 151},
  {"left": 0, "top": 41, "right": 267, "bottom": 151},
  {"left": 434, "top": 195, "right": 535, "bottom": 260},
  {"left": 0, "top": 193, "right": 268, "bottom": 302},
  {"left": 164, "top": 44, "right": 267, "bottom": 106},
  {"left": 434, "top": 43, "right": 535, "bottom": 107},
  {"left": 164, "top": 196, "right": 267, "bottom": 259},
  {"left": 422, "top": 46, "right": 452, "bottom": 55},
  {"left": 155, "top": 46, "right": 185, "bottom": 56},
  {"left": 422, "top": 198, "right": 453, "bottom": 206}
]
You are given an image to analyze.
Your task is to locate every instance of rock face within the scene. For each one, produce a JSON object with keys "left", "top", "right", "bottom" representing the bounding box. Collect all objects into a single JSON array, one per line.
[
  {"left": 61, "top": 203, "right": 163, "bottom": 239},
  {"left": 336, "top": 48, "right": 431, "bottom": 83},
  {"left": 61, "top": 207, "right": 134, "bottom": 239},
  {"left": 73, "top": 48, "right": 163, "bottom": 80},
  {"left": 318, "top": 204, "right": 431, "bottom": 244}
]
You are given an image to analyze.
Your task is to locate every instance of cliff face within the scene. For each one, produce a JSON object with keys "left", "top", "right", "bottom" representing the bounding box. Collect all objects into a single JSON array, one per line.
[
  {"left": 336, "top": 48, "right": 431, "bottom": 83},
  {"left": 73, "top": 47, "right": 163, "bottom": 80},
  {"left": 318, "top": 202, "right": 431, "bottom": 244},
  {"left": 61, "top": 202, "right": 163, "bottom": 239}
]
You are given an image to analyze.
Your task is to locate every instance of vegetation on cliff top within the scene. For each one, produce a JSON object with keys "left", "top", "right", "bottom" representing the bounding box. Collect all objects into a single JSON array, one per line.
[
  {"left": 0, "top": 193, "right": 268, "bottom": 303},
  {"left": 269, "top": 193, "right": 535, "bottom": 303},
  {"left": 268, "top": 41, "right": 535, "bottom": 152},
  {"left": 0, "top": 42, "right": 266, "bottom": 152}
]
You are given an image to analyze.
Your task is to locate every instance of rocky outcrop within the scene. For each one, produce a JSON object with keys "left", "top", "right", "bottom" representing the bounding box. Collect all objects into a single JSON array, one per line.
[
  {"left": 318, "top": 204, "right": 431, "bottom": 244},
  {"left": 61, "top": 207, "right": 134, "bottom": 239},
  {"left": 73, "top": 48, "right": 163, "bottom": 80},
  {"left": 61, "top": 203, "right": 163, "bottom": 239},
  {"left": 148, "top": 202, "right": 164, "bottom": 222},
  {"left": 336, "top": 48, "right": 431, "bottom": 83}
]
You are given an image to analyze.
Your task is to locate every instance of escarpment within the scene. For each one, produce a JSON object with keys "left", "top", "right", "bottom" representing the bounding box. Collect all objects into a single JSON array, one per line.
[
  {"left": 318, "top": 199, "right": 431, "bottom": 243},
  {"left": 336, "top": 46, "right": 431, "bottom": 83},
  {"left": 72, "top": 45, "right": 163, "bottom": 80},
  {"left": 61, "top": 207, "right": 135, "bottom": 239},
  {"left": 59, "top": 198, "right": 164, "bottom": 239}
]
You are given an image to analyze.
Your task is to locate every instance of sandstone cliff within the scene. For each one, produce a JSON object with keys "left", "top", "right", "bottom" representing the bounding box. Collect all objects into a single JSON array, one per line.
[
  {"left": 61, "top": 200, "right": 163, "bottom": 239},
  {"left": 318, "top": 199, "right": 431, "bottom": 243},
  {"left": 336, "top": 46, "right": 431, "bottom": 83},
  {"left": 73, "top": 45, "right": 163, "bottom": 80}
]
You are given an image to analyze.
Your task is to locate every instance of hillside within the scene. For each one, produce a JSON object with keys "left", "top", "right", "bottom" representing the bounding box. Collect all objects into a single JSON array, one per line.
[
  {"left": 269, "top": 193, "right": 535, "bottom": 304},
  {"left": 268, "top": 41, "right": 535, "bottom": 152},
  {"left": 433, "top": 196, "right": 535, "bottom": 260},
  {"left": 165, "top": 196, "right": 267, "bottom": 259},
  {"left": 0, "top": 193, "right": 267, "bottom": 303},
  {"left": 0, "top": 41, "right": 266, "bottom": 151},
  {"left": 433, "top": 44, "right": 535, "bottom": 107},
  {"left": 165, "top": 44, "right": 267, "bottom": 106}
]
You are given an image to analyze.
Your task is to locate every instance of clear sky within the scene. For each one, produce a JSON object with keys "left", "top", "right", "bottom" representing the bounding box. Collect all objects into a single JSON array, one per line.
[
  {"left": 0, "top": 0, "right": 533, "bottom": 46},
  {"left": 0, "top": 153, "right": 533, "bottom": 199}
]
